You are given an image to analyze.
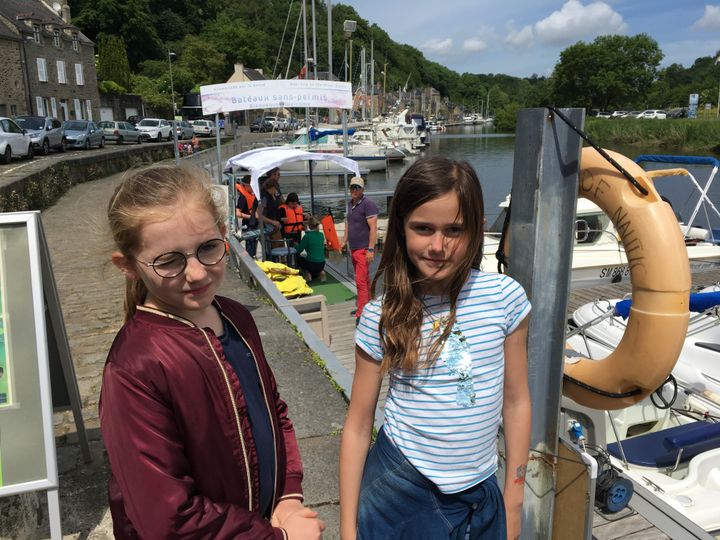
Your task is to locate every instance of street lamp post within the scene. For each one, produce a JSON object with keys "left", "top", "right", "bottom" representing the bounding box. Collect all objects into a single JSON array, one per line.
[
  {"left": 168, "top": 50, "right": 177, "bottom": 119},
  {"left": 343, "top": 19, "right": 357, "bottom": 84}
]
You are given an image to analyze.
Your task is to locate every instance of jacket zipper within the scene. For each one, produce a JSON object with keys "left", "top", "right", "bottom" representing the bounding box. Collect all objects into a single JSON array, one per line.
[
  {"left": 225, "top": 316, "right": 279, "bottom": 514},
  {"left": 199, "top": 327, "right": 254, "bottom": 512}
]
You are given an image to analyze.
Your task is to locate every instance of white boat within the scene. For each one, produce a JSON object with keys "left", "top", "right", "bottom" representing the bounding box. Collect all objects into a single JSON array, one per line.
[
  {"left": 562, "top": 292, "right": 720, "bottom": 533},
  {"left": 288, "top": 128, "right": 388, "bottom": 171},
  {"left": 484, "top": 155, "right": 720, "bottom": 289}
]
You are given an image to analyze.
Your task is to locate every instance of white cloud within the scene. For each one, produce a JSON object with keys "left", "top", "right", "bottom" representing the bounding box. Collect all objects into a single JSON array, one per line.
[
  {"left": 692, "top": 5, "right": 720, "bottom": 30},
  {"left": 534, "top": 0, "right": 628, "bottom": 45},
  {"left": 421, "top": 38, "right": 454, "bottom": 55},
  {"left": 463, "top": 37, "right": 488, "bottom": 52},
  {"left": 504, "top": 24, "right": 535, "bottom": 48}
]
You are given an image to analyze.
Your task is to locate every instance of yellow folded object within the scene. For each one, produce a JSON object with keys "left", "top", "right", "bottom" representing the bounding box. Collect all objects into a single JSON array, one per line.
[
  {"left": 256, "top": 260, "right": 299, "bottom": 275},
  {"left": 255, "top": 260, "right": 312, "bottom": 297},
  {"left": 273, "top": 275, "right": 313, "bottom": 297}
]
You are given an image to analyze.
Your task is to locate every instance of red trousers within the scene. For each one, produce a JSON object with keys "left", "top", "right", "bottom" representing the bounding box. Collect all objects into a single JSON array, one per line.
[{"left": 351, "top": 249, "right": 370, "bottom": 318}]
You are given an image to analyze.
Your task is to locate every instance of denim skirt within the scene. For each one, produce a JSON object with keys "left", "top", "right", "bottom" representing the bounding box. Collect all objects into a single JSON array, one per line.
[{"left": 357, "top": 427, "right": 507, "bottom": 539}]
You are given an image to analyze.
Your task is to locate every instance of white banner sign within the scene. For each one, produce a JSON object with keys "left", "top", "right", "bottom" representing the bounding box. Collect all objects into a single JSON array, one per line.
[{"left": 199, "top": 79, "right": 352, "bottom": 115}]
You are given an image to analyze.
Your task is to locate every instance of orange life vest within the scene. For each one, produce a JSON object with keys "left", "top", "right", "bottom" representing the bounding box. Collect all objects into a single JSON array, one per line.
[
  {"left": 235, "top": 183, "right": 256, "bottom": 212},
  {"left": 279, "top": 204, "right": 303, "bottom": 235}
]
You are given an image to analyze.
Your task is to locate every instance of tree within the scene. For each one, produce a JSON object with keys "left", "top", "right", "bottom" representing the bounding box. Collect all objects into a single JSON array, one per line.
[
  {"left": 551, "top": 34, "right": 663, "bottom": 111},
  {"left": 97, "top": 35, "right": 131, "bottom": 91}
]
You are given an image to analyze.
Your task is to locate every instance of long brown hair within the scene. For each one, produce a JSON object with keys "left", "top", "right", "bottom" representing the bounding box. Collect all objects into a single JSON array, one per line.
[
  {"left": 372, "top": 157, "right": 485, "bottom": 372},
  {"left": 107, "top": 165, "right": 225, "bottom": 321}
]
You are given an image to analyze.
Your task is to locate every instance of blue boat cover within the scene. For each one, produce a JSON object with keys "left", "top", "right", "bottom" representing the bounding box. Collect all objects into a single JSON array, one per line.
[
  {"left": 634, "top": 155, "right": 720, "bottom": 168},
  {"left": 607, "top": 421, "right": 720, "bottom": 467},
  {"left": 308, "top": 127, "right": 356, "bottom": 141},
  {"left": 613, "top": 291, "right": 720, "bottom": 318}
]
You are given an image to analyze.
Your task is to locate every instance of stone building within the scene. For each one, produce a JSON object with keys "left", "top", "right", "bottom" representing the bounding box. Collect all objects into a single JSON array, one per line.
[{"left": 0, "top": 0, "right": 101, "bottom": 121}]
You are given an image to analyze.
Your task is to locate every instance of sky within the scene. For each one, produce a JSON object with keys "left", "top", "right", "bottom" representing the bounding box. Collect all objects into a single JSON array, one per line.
[{"left": 336, "top": 0, "right": 720, "bottom": 77}]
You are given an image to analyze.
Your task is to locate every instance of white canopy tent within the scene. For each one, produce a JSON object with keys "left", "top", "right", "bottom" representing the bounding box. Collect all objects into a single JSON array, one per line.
[{"left": 225, "top": 146, "right": 360, "bottom": 200}]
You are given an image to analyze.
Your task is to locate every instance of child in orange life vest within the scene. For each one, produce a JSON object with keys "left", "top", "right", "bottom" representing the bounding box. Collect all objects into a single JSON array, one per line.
[
  {"left": 235, "top": 175, "right": 260, "bottom": 258},
  {"left": 278, "top": 192, "right": 304, "bottom": 245}
]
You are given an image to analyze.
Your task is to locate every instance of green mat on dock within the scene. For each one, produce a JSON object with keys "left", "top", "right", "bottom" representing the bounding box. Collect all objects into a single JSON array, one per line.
[{"left": 307, "top": 271, "right": 356, "bottom": 305}]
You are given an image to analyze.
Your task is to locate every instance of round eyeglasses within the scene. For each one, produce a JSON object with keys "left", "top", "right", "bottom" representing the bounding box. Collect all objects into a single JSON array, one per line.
[{"left": 135, "top": 238, "right": 228, "bottom": 278}]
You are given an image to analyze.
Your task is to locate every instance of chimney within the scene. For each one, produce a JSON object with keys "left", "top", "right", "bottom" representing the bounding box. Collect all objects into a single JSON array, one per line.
[{"left": 61, "top": 0, "right": 71, "bottom": 24}]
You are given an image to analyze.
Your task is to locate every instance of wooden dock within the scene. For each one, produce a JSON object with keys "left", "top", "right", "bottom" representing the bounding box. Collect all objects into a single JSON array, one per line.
[{"left": 323, "top": 268, "right": 720, "bottom": 539}]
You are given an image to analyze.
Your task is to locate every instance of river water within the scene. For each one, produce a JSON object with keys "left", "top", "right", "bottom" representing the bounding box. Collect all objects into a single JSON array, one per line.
[{"left": 281, "top": 124, "right": 720, "bottom": 230}]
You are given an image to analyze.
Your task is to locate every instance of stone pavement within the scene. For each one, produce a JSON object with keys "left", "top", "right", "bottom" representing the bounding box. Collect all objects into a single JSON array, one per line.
[{"left": 28, "top": 167, "right": 347, "bottom": 538}]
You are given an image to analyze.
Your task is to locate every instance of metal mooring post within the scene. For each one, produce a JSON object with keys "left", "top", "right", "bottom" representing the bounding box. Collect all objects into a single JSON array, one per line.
[{"left": 508, "top": 108, "right": 584, "bottom": 539}]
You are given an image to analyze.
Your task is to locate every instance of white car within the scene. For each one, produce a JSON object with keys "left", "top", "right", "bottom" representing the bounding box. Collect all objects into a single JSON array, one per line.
[
  {"left": 0, "top": 117, "right": 34, "bottom": 163},
  {"left": 192, "top": 119, "right": 216, "bottom": 137},
  {"left": 640, "top": 109, "right": 667, "bottom": 119},
  {"left": 136, "top": 118, "right": 173, "bottom": 142}
]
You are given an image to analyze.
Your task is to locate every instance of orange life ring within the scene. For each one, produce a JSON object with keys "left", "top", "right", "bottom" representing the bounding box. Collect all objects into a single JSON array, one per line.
[{"left": 563, "top": 148, "right": 690, "bottom": 410}]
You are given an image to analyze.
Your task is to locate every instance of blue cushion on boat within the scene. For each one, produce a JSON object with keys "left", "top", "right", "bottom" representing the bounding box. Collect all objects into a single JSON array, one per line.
[{"left": 606, "top": 421, "right": 720, "bottom": 468}]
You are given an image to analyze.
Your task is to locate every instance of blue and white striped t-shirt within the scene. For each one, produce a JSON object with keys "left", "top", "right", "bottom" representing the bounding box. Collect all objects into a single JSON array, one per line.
[{"left": 356, "top": 269, "right": 531, "bottom": 494}]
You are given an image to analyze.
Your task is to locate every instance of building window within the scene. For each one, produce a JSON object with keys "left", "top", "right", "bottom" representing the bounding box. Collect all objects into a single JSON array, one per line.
[
  {"left": 74, "top": 63, "right": 84, "bottom": 85},
  {"left": 33, "top": 25, "right": 41, "bottom": 43},
  {"left": 36, "top": 96, "right": 45, "bottom": 116},
  {"left": 10, "top": 105, "right": 17, "bottom": 116},
  {"left": 57, "top": 60, "right": 66, "bottom": 84},
  {"left": 72, "top": 35, "right": 79, "bottom": 51},
  {"left": 74, "top": 98, "right": 82, "bottom": 119},
  {"left": 37, "top": 58, "right": 47, "bottom": 82},
  {"left": 50, "top": 97, "right": 57, "bottom": 119},
  {"left": 60, "top": 99, "right": 69, "bottom": 121},
  {"left": 53, "top": 30, "right": 61, "bottom": 48},
  {"left": 85, "top": 100, "right": 93, "bottom": 121}
]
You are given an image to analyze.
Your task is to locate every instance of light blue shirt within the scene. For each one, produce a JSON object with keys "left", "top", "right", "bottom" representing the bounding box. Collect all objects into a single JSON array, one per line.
[{"left": 356, "top": 269, "right": 531, "bottom": 493}]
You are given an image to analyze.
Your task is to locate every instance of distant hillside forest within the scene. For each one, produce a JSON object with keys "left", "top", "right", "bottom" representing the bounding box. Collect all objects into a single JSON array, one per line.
[{"left": 73, "top": 0, "right": 720, "bottom": 129}]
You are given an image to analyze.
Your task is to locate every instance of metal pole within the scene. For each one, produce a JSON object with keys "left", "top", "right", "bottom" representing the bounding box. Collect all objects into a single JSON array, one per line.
[
  {"left": 311, "top": 0, "right": 318, "bottom": 81},
  {"left": 509, "top": 108, "right": 584, "bottom": 539},
  {"left": 342, "top": 110, "right": 350, "bottom": 274},
  {"left": 327, "top": 0, "right": 333, "bottom": 76},
  {"left": 370, "top": 39, "right": 374, "bottom": 120},
  {"left": 172, "top": 119, "right": 179, "bottom": 165},
  {"left": 168, "top": 50, "right": 176, "bottom": 119},
  {"left": 215, "top": 112, "right": 222, "bottom": 185}
]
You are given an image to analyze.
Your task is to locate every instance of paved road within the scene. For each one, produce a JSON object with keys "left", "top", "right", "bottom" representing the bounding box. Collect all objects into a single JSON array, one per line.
[{"left": 28, "top": 164, "right": 346, "bottom": 538}]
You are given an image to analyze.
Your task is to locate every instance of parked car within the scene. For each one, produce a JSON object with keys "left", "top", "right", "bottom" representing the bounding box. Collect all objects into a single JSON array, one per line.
[
  {"left": 595, "top": 111, "right": 612, "bottom": 119},
  {"left": 174, "top": 120, "right": 195, "bottom": 140},
  {"left": 262, "top": 115, "right": 289, "bottom": 130},
  {"left": 610, "top": 111, "right": 628, "bottom": 119},
  {"left": 625, "top": 111, "right": 643, "bottom": 118},
  {"left": 192, "top": 119, "right": 216, "bottom": 137},
  {"left": 250, "top": 117, "right": 273, "bottom": 132},
  {"left": 98, "top": 120, "right": 143, "bottom": 144},
  {"left": 126, "top": 115, "right": 144, "bottom": 126},
  {"left": 640, "top": 109, "right": 667, "bottom": 119},
  {"left": 136, "top": 118, "right": 173, "bottom": 142},
  {"left": 63, "top": 120, "right": 105, "bottom": 149},
  {"left": 0, "top": 117, "right": 33, "bottom": 163},
  {"left": 667, "top": 107, "right": 687, "bottom": 119},
  {"left": 14, "top": 116, "right": 66, "bottom": 154}
]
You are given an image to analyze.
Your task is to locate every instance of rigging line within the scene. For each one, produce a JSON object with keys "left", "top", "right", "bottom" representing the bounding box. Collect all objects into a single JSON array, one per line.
[
  {"left": 272, "top": 0, "right": 295, "bottom": 79},
  {"left": 547, "top": 106, "right": 649, "bottom": 196},
  {"left": 284, "top": 5, "right": 303, "bottom": 80}
]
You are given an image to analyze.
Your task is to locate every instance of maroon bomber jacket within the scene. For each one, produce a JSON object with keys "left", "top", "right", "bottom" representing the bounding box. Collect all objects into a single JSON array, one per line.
[{"left": 99, "top": 296, "right": 302, "bottom": 539}]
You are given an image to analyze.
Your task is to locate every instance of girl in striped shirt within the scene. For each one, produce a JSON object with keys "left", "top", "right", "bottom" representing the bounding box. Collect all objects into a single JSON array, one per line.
[{"left": 340, "top": 157, "right": 531, "bottom": 539}]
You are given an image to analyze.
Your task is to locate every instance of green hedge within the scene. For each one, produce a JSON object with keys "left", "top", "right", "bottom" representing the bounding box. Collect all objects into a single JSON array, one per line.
[{"left": 584, "top": 118, "right": 720, "bottom": 154}]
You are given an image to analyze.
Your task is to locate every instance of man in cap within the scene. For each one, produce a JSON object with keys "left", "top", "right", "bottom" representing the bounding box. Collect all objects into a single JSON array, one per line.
[{"left": 341, "top": 176, "right": 378, "bottom": 320}]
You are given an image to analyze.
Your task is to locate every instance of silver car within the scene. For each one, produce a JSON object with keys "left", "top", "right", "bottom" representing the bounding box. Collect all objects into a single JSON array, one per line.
[
  {"left": 174, "top": 120, "right": 195, "bottom": 140},
  {"left": 14, "top": 116, "right": 66, "bottom": 154},
  {"left": 63, "top": 120, "right": 105, "bottom": 149},
  {"left": 0, "top": 117, "right": 34, "bottom": 163},
  {"left": 98, "top": 121, "right": 143, "bottom": 144}
]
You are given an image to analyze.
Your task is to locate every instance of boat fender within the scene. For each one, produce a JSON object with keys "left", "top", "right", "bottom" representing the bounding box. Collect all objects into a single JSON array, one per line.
[{"left": 563, "top": 148, "right": 690, "bottom": 410}]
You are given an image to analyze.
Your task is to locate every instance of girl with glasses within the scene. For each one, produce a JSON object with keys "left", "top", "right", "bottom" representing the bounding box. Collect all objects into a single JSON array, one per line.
[
  {"left": 101, "top": 165, "right": 324, "bottom": 539},
  {"left": 340, "top": 157, "right": 531, "bottom": 539}
]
